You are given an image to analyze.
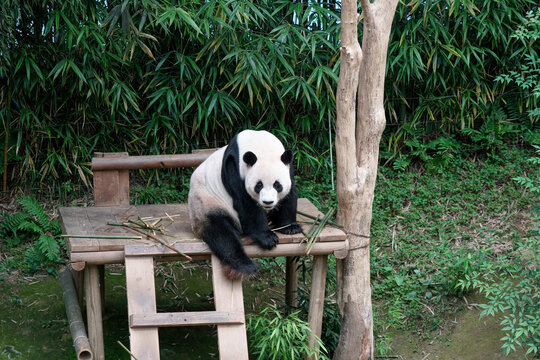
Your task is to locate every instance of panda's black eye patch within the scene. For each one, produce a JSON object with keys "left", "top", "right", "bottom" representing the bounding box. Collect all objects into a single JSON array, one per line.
[
  {"left": 273, "top": 181, "right": 283, "bottom": 192},
  {"left": 254, "top": 181, "right": 263, "bottom": 193}
]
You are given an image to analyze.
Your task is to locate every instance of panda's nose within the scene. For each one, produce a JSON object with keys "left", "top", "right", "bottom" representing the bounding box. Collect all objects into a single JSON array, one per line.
[{"left": 263, "top": 200, "right": 274, "bottom": 205}]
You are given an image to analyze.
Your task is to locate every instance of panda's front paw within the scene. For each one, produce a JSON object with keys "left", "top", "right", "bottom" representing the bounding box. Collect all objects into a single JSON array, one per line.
[
  {"left": 250, "top": 230, "right": 279, "bottom": 250},
  {"left": 276, "top": 222, "right": 303, "bottom": 235}
]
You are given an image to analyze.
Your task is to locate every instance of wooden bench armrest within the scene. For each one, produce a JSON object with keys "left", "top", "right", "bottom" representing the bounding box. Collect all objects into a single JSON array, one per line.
[
  {"left": 92, "top": 150, "right": 216, "bottom": 206},
  {"left": 91, "top": 150, "right": 216, "bottom": 171}
]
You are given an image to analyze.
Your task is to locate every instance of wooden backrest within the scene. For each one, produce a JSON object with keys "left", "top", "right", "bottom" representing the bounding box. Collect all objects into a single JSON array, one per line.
[{"left": 92, "top": 150, "right": 216, "bottom": 206}]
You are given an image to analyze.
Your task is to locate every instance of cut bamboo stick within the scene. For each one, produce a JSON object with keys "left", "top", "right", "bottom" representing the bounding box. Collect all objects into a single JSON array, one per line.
[
  {"left": 126, "top": 226, "right": 193, "bottom": 261},
  {"left": 59, "top": 269, "right": 93, "bottom": 360}
]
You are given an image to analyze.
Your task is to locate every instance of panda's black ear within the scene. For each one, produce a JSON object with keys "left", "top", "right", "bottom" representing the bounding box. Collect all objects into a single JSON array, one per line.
[
  {"left": 243, "top": 151, "right": 257, "bottom": 167},
  {"left": 281, "top": 149, "right": 293, "bottom": 165}
]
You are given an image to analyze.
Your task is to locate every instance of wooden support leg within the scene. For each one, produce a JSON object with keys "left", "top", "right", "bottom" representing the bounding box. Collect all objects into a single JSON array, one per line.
[
  {"left": 307, "top": 255, "right": 328, "bottom": 359},
  {"left": 99, "top": 265, "right": 105, "bottom": 315},
  {"left": 211, "top": 255, "right": 249, "bottom": 360},
  {"left": 126, "top": 256, "right": 160, "bottom": 359},
  {"left": 285, "top": 256, "right": 298, "bottom": 310},
  {"left": 70, "top": 266, "right": 84, "bottom": 310},
  {"left": 85, "top": 264, "right": 105, "bottom": 360}
]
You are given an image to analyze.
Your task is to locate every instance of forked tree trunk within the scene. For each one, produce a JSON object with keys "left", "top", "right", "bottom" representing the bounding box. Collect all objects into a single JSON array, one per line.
[{"left": 334, "top": 0, "right": 398, "bottom": 359}]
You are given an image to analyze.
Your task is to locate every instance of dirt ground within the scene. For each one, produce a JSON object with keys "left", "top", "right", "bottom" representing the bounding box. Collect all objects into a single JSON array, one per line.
[{"left": 389, "top": 292, "right": 531, "bottom": 360}]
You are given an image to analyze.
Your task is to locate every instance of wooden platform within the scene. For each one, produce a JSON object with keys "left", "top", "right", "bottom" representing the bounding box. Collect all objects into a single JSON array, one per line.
[
  {"left": 60, "top": 198, "right": 347, "bottom": 360},
  {"left": 60, "top": 198, "right": 347, "bottom": 265}
]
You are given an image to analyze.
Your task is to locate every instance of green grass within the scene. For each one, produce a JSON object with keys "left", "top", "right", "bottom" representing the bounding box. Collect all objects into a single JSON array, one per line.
[{"left": 294, "top": 144, "right": 539, "bottom": 355}]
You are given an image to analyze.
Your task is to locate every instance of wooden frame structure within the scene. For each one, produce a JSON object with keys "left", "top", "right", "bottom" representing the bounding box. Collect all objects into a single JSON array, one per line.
[{"left": 59, "top": 152, "right": 347, "bottom": 359}]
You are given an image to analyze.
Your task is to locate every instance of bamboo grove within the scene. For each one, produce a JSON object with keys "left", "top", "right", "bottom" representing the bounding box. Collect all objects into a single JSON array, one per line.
[{"left": 1, "top": 0, "right": 538, "bottom": 189}]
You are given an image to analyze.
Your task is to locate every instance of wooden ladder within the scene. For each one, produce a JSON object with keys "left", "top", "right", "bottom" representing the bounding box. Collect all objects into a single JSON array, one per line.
[{"left": 124, "top": 246, "right": 249, "bottom": 360}]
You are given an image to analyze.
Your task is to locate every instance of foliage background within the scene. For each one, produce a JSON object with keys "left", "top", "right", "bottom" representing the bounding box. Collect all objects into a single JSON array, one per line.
[
  {"left": 0, "top": 0, "right": 538, "bottom": 191},
  {"left": 0, "top": 0, "right": 539, "bottom": 357}
]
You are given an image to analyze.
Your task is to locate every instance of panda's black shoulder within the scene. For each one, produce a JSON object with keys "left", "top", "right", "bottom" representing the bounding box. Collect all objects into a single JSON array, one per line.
[{"left": 221, "top": 134, "right": 242, "bottom": 194}]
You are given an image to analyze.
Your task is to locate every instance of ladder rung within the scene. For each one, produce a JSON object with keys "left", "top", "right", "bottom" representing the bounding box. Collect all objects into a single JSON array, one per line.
[{"left": 130, "top": 311, "right": 245, "bottom": 328}]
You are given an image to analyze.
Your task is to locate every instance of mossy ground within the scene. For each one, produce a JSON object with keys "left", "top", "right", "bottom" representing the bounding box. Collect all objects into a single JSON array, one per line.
[
  {"left": 1, "top": 145, "right": 538, "bottom": 359},
  {"left": 0, "top": 266, "right": 534, "bottom": 359},
  {"left": 0, "top": 261, "right": 285, "bottom": 359}
]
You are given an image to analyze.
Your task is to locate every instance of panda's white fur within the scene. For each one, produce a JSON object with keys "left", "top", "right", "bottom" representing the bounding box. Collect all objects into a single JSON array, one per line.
[
  {"left": 188, "top": 146, "right": 235, "bottom": 235},
  {"left": 188, "top": 130, "right": 302, "bottom": 279}
]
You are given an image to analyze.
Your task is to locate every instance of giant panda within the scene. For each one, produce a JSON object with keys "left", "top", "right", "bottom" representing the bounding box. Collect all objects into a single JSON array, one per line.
[{"left": 188, "top": 130, "right": 303, "bottom": 279}]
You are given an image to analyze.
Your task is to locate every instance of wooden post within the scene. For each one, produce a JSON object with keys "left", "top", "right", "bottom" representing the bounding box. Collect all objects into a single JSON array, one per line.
[
  {"left": 85, "top": 265, "right": 104, "bottom": 360},
  {"left": 92, "top": 152, "right": 129, "bottom": 207},
  {"left": 307, "top": 255, "right": 327, "bottom": 359},
  {"left": 285, "top": 257, "right": 298, "bottom": 309},
  {"left": 71, "top": 262, "right": 85, "bottom": 310},
  {"left": 99, "top": 265, "right": 105, "bottom": 315},
  {"left": 85, "top": 152, "right": 129, "bottom": 360}
]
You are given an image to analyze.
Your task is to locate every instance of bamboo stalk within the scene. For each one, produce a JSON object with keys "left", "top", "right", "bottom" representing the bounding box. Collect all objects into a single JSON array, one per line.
[
  {"left": 164, "top": 212, "right": 175, "bottom": 222},
  {"left": 59, "top": 269, "right": 93, "bottom": 360},
  {"left": 271, "top": 223, "right": 297, "bottom": 232},
  {"left": 306, "top": 208, "right": 335, "bottom": 254},
  {"left": 125, "top": 226, "right": 193, "bottom": 261},
  {"left": 138, "top": 213, "right": 180, "bottom": 223},
  {"left": 107, "top": 219, "right": 192, "bottom": 260},
  {"left": 302, "top": 215, "right": 320, "bottom": 244},
  {"left": 117, "top": 340, "right": 139, "bottom": 360},
  {"left": 128, "top": 219, "right": 163, "bottom": 232},
  {"left": 297, "top": 210, "right": 342, "bottom": 228},
  {"left": 61, "top": 234, "right": 142, "bottom": 239},
  {"left": 107, "top": 221, "right": 162, "bottom": 232}
]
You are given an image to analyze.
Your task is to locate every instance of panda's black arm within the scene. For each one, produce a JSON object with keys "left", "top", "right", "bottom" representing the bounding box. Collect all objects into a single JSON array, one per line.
[
  {"left": 268, "top": 191, "right": 301, "bottom": 234},
  {"left": 268, "top": 179, "right": 303, "bottom": 235}
]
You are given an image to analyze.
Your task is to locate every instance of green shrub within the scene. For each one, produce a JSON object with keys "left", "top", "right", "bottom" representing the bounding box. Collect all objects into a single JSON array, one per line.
[{"left": 247, "top": 304, "right": 330, "bottom": 360}]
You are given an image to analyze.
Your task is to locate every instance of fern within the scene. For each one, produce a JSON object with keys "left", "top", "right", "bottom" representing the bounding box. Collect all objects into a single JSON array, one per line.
[
  {"left": 18, "top": 195, "right": 55, "bottom": 233},
  {"left": 17, "top": 220, "right": 42, "bottom": 234},
  {"left": 37, "top": 233, "right": 60, "bottom": 262},
  {"left": 0, "top": 212, "right": 30, "bottom": 247}
]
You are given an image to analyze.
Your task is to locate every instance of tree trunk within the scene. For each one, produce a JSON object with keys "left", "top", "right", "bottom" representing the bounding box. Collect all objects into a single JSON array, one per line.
[{"left": 334, "top": 0, "right": 398, "bottom": 359}]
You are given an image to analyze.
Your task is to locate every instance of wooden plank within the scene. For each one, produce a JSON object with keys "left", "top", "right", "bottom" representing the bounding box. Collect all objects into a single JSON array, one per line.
[
  {"left": 84, "top": 265, "right": 105, "bottom": 360},
  {"left": 307, "top": 255, "right": 328, "bottom": 359},
  {"left": 211, "top": 255, "right": 249, "bottom": 360},
  {"left": 60, "top": 204, "right": 193, "bottom": 253},
  {"left": 124, "top": 241, "right": 348, "bottom": 258},
  {"left": 130, "top": 311, "right": 244, "bottom": 328},
  {"left": 125, "top": 256, "right": 160, "bottom": 359}
]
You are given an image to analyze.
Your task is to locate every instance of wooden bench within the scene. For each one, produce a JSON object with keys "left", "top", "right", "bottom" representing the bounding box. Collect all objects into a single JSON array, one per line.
[{"left": 59, "top": 152, "right": 348, "bottom": 360}]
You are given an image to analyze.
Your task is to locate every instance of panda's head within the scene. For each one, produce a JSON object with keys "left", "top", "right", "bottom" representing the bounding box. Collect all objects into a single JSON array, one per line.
[{"left": 242, "top": 149, "right": 293, "bottom": 211}]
